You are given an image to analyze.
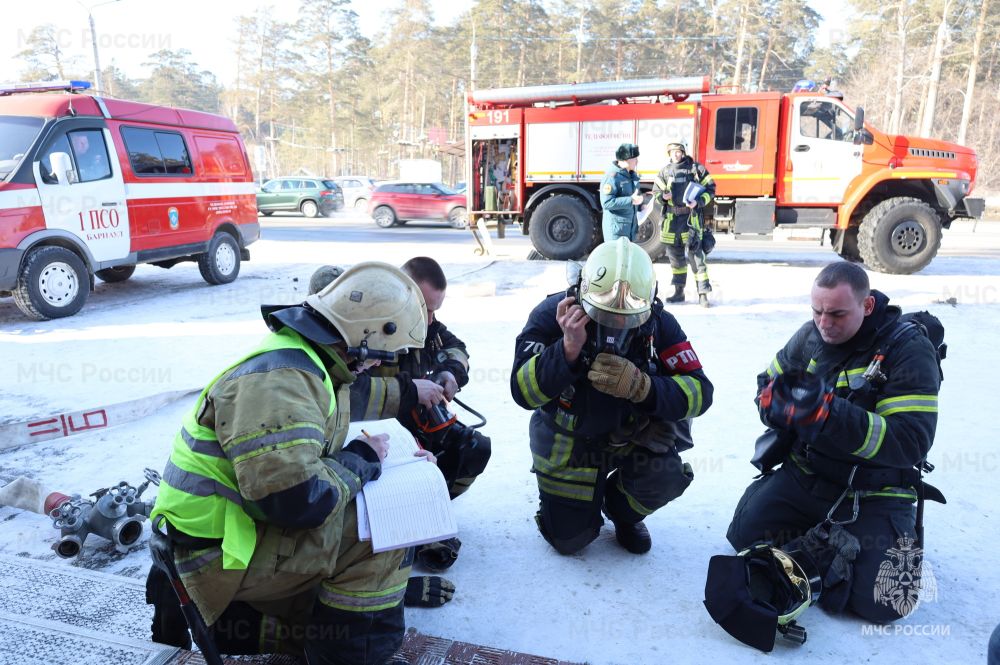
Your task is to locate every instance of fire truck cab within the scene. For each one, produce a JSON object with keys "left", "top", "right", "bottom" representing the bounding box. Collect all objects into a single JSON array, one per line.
[
  {"left": 466, "top": 77, "right": 984, "bottom": 274},
  {"left": 0, "top": 81, "right": 259, "bottom": 319}
]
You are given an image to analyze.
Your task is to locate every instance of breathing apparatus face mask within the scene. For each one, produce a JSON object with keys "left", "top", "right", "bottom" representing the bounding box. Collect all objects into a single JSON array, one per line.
[{"left": 593, "top": 322, "right": 637, "bottom": 357}]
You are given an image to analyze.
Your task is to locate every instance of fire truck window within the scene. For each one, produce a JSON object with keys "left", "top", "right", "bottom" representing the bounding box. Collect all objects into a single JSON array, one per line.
[
  {"left": 68, "top": 130, "right": 112, "bottom": 183},
  {"left": 39, "top": 134, "right": 72, "bottom": 184},
  {"left": 714, "top": 107, "right": 758, "bottom": 151},
  {"left": 154, "top": 132, "right": 193, "bottom": 174},
  {"left": 799, "top": 101, "right": 853, "bottom": 141}
]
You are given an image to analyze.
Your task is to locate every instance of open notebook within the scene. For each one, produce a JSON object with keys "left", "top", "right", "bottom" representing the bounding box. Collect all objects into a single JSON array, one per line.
[{"left": 346, "top": 419, "right": 458, "bottom": 553}]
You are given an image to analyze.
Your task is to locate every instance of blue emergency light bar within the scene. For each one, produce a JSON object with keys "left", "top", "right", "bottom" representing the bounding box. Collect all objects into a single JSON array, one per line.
[{"left": 0, "top": 80, "right": 92, "bottom": 96}]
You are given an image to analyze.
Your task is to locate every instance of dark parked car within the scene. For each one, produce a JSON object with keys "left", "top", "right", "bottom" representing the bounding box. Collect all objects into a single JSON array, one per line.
[
  {"left": 256, "top": 177, "right": 344, "bottom": 217},
  {"left": 368, "top": 182, "right": 467, "bottom": 229}
]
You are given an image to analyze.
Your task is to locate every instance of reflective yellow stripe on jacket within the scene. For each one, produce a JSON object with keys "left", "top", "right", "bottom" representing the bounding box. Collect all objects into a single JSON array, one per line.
[{"left": 151, "top": 328, "right": 335, "bottom": 570}]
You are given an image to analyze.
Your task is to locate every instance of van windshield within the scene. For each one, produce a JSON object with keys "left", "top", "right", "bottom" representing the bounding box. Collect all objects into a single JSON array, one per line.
[{"left": 0, "top": 116, "right": 45, "bottom": 179}]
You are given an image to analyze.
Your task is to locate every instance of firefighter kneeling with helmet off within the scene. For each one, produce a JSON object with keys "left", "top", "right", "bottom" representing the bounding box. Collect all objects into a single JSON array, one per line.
[
  {"left": 511, "top": 238, "right": 713, "bottom": 555},
  {"left": 705, "top": 261, "right": 944, "bottom": 652}
]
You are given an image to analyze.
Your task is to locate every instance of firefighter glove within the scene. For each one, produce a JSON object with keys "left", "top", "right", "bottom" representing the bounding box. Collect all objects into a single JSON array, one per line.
[
  {"left": 414, "top": 537, "right": 462, "bottom": 572},
  {"left": 588, "top": 352, "right": 651, "bottom": 402},
  {"left": 403, "top": 575, "right": 455, "bottom": 608},
  {"left": 760, "top": 370, "right": 833, "bottom": 440}
]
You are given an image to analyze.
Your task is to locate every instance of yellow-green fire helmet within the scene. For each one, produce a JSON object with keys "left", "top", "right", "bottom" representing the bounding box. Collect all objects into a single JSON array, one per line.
[{"left": 579, "top": 238, "right": 656, "bottom": 329}]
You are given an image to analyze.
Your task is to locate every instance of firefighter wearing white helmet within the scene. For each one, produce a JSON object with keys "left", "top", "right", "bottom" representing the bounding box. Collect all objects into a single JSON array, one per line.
[
  {"left": 654, "top": 140, "right": 717, "bottom": 307},
  {"left": 511, "top": 237, "right": 714, "bottom": 555},
  {"left": 148, "top": 261, "right": 428, "bottom": 663}
]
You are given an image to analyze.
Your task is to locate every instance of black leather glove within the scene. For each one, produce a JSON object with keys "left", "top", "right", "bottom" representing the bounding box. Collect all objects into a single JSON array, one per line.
[
  {"left": 403, "top": 575, "right": 455, "bottom": 608},
  {"left": 759, "top": 370, "right": 833, "bottom": 440},
  {"left": 414, "top": 537, "right": 461, "bottom": 572}
]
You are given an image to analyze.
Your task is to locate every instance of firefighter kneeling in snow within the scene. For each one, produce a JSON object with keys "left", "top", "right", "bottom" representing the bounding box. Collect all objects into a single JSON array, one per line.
[
  {"left": 653, "top": 141, "right": 716, "bottom": 307},
  {"left": 511, "top": 238, "right": 713, "bottom": 555},
  {"left": 146, "top": 262, "right": 429, "bottom": 665},
  {"left": 711, "top": 262, "right": 943, "bottom": 650}
]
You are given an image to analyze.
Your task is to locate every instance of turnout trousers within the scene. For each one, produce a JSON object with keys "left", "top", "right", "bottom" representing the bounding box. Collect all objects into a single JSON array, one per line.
[
  {"left": 665, "top": 238, "right": 710, "bottom": 294},
  {"left": 529, "top": 411, "right": 693, "bottom": 555},
  {"left": 726, "top": 462, "right": 919, "bottom": 624},
  {"left": 148, "top": 507, "right": 411, "bottom": 665}
]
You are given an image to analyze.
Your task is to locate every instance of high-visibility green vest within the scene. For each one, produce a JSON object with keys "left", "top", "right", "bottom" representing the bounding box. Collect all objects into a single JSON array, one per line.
[{"left": 151, "top": 328, "right": 335, "bottom": 570}]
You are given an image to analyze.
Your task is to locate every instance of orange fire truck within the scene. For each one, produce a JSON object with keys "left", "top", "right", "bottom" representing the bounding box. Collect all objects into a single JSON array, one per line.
[{"left": 466, "top": 77, "right": 984, "bottom": 274}]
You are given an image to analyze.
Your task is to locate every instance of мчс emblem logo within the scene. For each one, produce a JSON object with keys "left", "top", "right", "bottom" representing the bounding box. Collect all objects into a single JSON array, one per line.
[{"left": 873, "top": 535, "right": 938, "bottom": 617}]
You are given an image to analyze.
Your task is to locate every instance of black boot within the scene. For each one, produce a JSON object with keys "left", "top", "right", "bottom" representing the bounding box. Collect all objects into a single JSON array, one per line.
[
  {"left": 699, "top": 293, "right": 710, "bottom": 308},
  {"left": 611, "top": 519, "right": 652, "bottom": 554},
  {"left": 666, "top": 285, "right": 685, "bottom": 303},
  {"left": 145, "top": 565, "right": 192, "bottom": 649},
  {"left": 414, "top": 537, "right": 461, "bottom": 572}
]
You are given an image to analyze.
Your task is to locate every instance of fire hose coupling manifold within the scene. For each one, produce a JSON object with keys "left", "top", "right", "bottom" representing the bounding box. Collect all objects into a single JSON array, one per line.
[{"left": 46, "top": 468, "right": 161, "bottom": 559}]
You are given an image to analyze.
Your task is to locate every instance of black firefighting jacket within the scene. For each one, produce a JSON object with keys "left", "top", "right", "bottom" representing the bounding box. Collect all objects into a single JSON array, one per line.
[
  {"left": 759, "top": 290, "right": 940, "bottom": 497},
  {"left": 511, "top": 293, "right": 713, "bottom": 439},
  {"left": 350, "top": 318, "right": 470, "bottom": 422}
]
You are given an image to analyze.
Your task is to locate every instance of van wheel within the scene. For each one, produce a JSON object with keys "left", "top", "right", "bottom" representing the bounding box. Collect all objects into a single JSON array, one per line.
[
  {"left": 354, "top": 198, "right": 368, "bottom": 211},
  {"left": 529, "top": 194, "right": 596, "bottom": 260},
  {"left": 198, "top": 232, "right": 241, "bottom": 285},
  {"left": 96, "top": 265, "right": 136, "bottom": 283},
  {"left": 13, "top": 246, "right": 90, "bottom": 320},
  {"left": 259, "top": 210, "right": 273, "bottom": 217},
  {"left": 373, "top": 206, "right": 397, "bottom": 228},
  {"left": 858, "top": 197, "right": 942, "bottom": 274},
  {"left": 448, "top": 207, "right": 468, "bottom": 229},
  {"left": 301, "top": 200, "right": 319, "bottom": 218}
]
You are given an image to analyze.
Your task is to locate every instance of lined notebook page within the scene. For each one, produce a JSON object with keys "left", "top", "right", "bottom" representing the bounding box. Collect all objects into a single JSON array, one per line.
[
  {"left": 346, "top": 419, "right": 420, "bottom": 467},
  {"left": 364, "top": 457, "right": 458, "bottom": 553},
  {"left": 346, "top": 418, "right": 457, "bottom": 550}
]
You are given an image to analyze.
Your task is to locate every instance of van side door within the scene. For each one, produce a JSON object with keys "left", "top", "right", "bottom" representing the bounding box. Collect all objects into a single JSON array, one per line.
[{"left": 34, "top": 122, "right": 131, "bottom": 263}]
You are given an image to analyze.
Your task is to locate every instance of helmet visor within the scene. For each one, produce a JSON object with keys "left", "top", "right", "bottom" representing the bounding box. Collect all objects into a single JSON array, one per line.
[{"left": 581, "top": 278, "right": 651, "bottom": 329}]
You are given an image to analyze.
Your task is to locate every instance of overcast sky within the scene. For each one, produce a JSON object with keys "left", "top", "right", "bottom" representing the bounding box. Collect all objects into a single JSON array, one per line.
[{"left": 0, "top": 0, "right": 846, "bottom": 88}]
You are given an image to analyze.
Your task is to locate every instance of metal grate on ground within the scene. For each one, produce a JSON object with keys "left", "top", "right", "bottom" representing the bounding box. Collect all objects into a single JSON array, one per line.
[{"left": 0, "top": 554, "right": 581, "bottom": 665}]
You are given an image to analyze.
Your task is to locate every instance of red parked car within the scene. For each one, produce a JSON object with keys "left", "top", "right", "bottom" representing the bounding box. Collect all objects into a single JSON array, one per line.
[{"left": 368, "top": 182, "right": 467, "bottom": 229}]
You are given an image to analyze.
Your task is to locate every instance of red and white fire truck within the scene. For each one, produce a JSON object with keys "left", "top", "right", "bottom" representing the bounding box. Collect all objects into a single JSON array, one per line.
[
  {"left": 466, "top": 77, "right": 985, "bottom": 273},
  {"left": 0, "top": 81, "right": 259, "bottom": 319}
]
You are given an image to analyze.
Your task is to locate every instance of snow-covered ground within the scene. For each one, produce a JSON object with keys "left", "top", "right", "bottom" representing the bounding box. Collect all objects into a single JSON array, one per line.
[{"left": 1, "top": 222, "right": 998, "bottom": 664}]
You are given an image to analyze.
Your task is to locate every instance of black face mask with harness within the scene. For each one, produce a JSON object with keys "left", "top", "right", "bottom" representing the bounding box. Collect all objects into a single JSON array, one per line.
[{"left": 407, "top": 332, "right": 491, "bottom": 498}]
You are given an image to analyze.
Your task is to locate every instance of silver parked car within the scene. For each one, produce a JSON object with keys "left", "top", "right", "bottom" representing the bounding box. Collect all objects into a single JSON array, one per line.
[{"left": 331, "top": 176, "right": 377, "bottom": 211}]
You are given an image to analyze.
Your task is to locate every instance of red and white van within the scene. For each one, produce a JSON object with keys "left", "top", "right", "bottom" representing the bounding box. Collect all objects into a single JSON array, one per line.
[{"left": 0, "top": 81, "right": 259, "bottom": 319}]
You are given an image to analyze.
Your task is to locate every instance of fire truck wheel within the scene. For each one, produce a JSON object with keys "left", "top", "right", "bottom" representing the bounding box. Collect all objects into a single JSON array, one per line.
[
  {"left": 636, "top": 204, "right": 666, "bottom": 261},
  {"left": 373, "top": 206, "right": 397, "bottom": 228},
  {"left": 13, "top": 245, "right": 90, "bottom": 320},
  {"left": 448, "top": 207, "right": 468, "bottom": 229},
  {"left": 198, "top": 232, "right": 241, "bottom": 285},
  {"left": 858, "top": 197, "right": 942, "bottom": 274},
  {"left": 95, "top": 265, "right": 136, "bottom": 283},
  {"left": 529, "top": 195, "right": 596, "bottom": 260},
  {"left": 300, "top": 200, "right": 320, "bottom": 218}
]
